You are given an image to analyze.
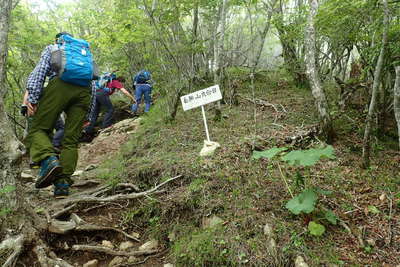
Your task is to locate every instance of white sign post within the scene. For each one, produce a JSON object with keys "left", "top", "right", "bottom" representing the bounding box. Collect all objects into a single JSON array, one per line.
[{"left": 181, "top": 85, "right": 222, "bottom": 156}]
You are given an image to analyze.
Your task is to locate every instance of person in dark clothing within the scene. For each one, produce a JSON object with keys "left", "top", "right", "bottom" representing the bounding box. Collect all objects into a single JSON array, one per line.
[{"left": 84, "top": 76, "right": 135, "bottom": 134}]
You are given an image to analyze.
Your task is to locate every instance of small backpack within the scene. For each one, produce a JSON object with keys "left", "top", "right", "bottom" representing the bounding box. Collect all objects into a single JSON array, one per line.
[
  {"left": 134, "top": 70, "right": 151, "bottom": 84},
  {"left": 95, "top": 72, "right": 116, "bottom": 94},
  {"left": 50, "top": 34, "right": 96, "bottom": 87}
]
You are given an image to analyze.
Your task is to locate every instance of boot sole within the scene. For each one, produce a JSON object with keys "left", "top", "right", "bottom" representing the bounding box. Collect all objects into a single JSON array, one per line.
[{"left": 35, "top": 165, "right": 63, "bottom": 189}]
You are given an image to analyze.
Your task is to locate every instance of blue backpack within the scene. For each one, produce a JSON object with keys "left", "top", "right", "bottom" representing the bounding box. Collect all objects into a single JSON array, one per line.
[
  {"left": 95, "top": 72, "right": 116, "bottom": 94},
  {"left": 134, "top": 70, "right": 151, "bottom": 84},
  {"left": 50, "top": 34, "right": 95, "bottom": 87}
]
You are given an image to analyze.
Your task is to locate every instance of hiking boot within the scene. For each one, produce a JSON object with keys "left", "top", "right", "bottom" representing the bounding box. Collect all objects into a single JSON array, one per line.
[
  {"left": 35, "top": 156, "right": 62, "bottom": 188},
  {"left": 53, "top": 182, "right": 70, "bottom": 199}
]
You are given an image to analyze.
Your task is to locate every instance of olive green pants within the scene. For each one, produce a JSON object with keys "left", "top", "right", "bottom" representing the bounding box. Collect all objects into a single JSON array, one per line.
[{"left": 27, "top": 78, "right": 90, "bottom": 178}]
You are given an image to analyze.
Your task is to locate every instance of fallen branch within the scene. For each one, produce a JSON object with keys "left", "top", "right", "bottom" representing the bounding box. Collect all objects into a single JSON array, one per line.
[
  {"left": 71, "top": 245, "right": 157, "bottom": 257},
  {"left": 53, "top": 175, "right": 182, "bottom": 207},
  {"left": 238, "top": 94, "right": 281, "bottom": 113}
]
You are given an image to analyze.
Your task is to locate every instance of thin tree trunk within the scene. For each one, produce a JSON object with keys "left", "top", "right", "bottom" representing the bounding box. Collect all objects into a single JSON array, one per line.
[
  {"left": 253, "top": 0, "right": 278, "bottom": 67},
  {"left": 191, "top": 1, "right": 199, "bottom": 74},
  {"left": 394, "top": 66, "right": 400, "bottom": 150},
  {"left": 362, "top": 0, "right": 389, "bottom": 168},
  {"left": 305, "top": 0, "right": 334, "bottom": 143},
  {"left": 213, "top": 0, "right": 228, "bottom": 121}
]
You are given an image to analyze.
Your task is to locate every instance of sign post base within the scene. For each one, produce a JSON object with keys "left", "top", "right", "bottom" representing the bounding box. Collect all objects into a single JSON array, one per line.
[{"left": 199, "top": 140, "right": 220, "bottom": 157}]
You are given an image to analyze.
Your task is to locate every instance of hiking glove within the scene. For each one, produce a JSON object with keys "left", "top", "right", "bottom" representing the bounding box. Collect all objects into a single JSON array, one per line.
[{"left": 20, "top": 105, "right": 28, "bottom": 116}]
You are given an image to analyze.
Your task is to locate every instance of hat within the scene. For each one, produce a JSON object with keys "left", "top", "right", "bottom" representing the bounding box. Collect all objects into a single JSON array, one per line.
[{"left": 55, "top": 32, "right": 74, "bottom": 39}]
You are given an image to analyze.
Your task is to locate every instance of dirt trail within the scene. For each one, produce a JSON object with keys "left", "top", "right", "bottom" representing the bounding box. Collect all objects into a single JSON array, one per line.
[{"left": 22, "top": 117, "right": 172, "bottom": 267}]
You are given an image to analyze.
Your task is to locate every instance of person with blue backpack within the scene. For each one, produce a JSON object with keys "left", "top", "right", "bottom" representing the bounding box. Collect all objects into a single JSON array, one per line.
[
  {"left": 131, "top": 70, "right": 153, "bottom": 114},
  {"left": 25, "top": 32, "right": 96, "bottom": 198},
  {"left": 83, "top": 73, "right": 136, "bottom": 135}
]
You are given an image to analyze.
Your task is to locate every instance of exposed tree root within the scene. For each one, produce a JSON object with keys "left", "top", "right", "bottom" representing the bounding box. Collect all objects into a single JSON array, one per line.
[
  {"left": 0, "top": 234, "right": 24, "bottom": 267},
  {"left": 71, "top": 245, "right": 157, "bottom": 257},
  {"left": 51, "top": 204, "right": 77, "bottom": 219},
  {"left": 49, "top": 213, "right": 140, "bottom": 242},
  {"left": 51, "top": 175, "right": 182, "bottom": 208}
]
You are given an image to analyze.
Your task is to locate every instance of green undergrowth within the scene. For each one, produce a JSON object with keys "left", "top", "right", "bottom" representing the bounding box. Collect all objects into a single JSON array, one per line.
[{"left": 96, "top": 68, "right": 400, "bottom": 266}]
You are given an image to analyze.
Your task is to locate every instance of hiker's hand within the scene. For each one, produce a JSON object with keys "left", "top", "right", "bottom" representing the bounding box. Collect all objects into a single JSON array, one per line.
[{"left": 27, "top": 102, "right": 37, "bottom": 116}]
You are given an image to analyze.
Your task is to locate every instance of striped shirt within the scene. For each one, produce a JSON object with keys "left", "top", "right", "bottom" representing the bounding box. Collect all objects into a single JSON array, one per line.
[{"left": 26, "top": 45, "right": 56, "bottom": 104}]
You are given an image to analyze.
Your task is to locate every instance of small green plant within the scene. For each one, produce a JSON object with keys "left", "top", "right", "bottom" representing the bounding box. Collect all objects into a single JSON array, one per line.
[
  {"left": 0, "top": 185, "right": 16, "bottom": 217},
  {"left": 252, "top": 145, "right": 338, "bottom": 236}
]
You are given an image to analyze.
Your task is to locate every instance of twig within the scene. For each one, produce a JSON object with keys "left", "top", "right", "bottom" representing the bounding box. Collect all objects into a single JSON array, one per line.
[
  {"left": 338, "top": 219, "right": 352, "bottom": 234},
  {"left": 279, "top": 104, "right": 287, "bottom": 113},
  {"left": 277, "top": 163, "right": 293, "bottom": 198},
  {"left": 71, "top": 245, "right": 157, "bottom": 257},
  {"left": 238, "top": 94, "right": 280, "bottom": 113},
  {"left": 386, "top": 193, "right": 393, "bottom": 246}
]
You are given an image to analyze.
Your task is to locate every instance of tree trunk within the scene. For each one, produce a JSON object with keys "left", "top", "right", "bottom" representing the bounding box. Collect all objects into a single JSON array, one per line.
[
  {"left": 0, "top": 1, "right": 28, "bottom": 265},
  {"left": 0, "top": 0, "right": 24, "bottom": 215},
  {"left": 362, "top": 0, "right": 389, "bottom": 168},
  {"left": 394, "top": 66, "right": 400, "bottom": 150},
  {"left": 305, "top": 0, "right": 334, "bottom": 143},
  {"left": 253, "top": 0, "right": 278, "bottom": 68},
  {"left": 213, "top": 0, "right": 229, "bottom": 121}
]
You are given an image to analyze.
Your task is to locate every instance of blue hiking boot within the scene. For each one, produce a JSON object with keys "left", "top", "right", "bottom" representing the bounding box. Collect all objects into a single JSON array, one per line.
[
  {"left": 35, "top": 156, "right": 62, "bottom": 189},
  {"left": 53, "top": 182, "right": 70, "bottom": 199}
]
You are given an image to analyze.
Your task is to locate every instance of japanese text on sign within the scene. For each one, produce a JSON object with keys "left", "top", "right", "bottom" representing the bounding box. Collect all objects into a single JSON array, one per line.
[{"left": 181, "top": 85, "right": 222, "bottom": 111}]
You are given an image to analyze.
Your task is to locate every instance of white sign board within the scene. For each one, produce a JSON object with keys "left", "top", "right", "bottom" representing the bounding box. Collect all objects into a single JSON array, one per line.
[{"left": 180, "top": 85, "right": 222, "bottom": 111}]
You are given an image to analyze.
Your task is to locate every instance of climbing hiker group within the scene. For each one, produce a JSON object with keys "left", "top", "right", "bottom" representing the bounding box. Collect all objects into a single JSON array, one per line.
[{"left": 22, "top": 32, "right": 153, "bottom": 198}]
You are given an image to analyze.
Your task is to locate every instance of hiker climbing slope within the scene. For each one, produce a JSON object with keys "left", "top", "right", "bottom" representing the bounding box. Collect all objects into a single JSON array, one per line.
[
  {"left": 84, "top": 74, "right": 135, "bottom": 134},
  {"left": 25, "top": 32, "right": 96, "bottom": 198},
  {"left": 131, "top": 70, "right": 153, "bottom": 113}
]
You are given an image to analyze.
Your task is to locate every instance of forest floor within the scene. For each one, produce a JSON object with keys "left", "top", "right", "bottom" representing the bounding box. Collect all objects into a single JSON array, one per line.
[{"left": 18, "top": 69, "right": 400, "bottom": 266}]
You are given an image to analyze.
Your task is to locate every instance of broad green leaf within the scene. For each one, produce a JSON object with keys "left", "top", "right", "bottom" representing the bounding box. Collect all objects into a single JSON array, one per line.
[
  {"left": 281, "top": 146, "right": 335, "bottom": 166},
  {"left": 308, "top": 221, "right": 325, "bottom": 236},
  {"left": 285, "top": 189, "right": 318, "bottom": 215},
  {"left": 252, "top": 147, "right": 287, "bottom": 160},
  {"left": 367, "top": 205, "right": 380, "bottom": 214},
  {"left": 324, "top": 209, "right": 338, "bottom": 225}
]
